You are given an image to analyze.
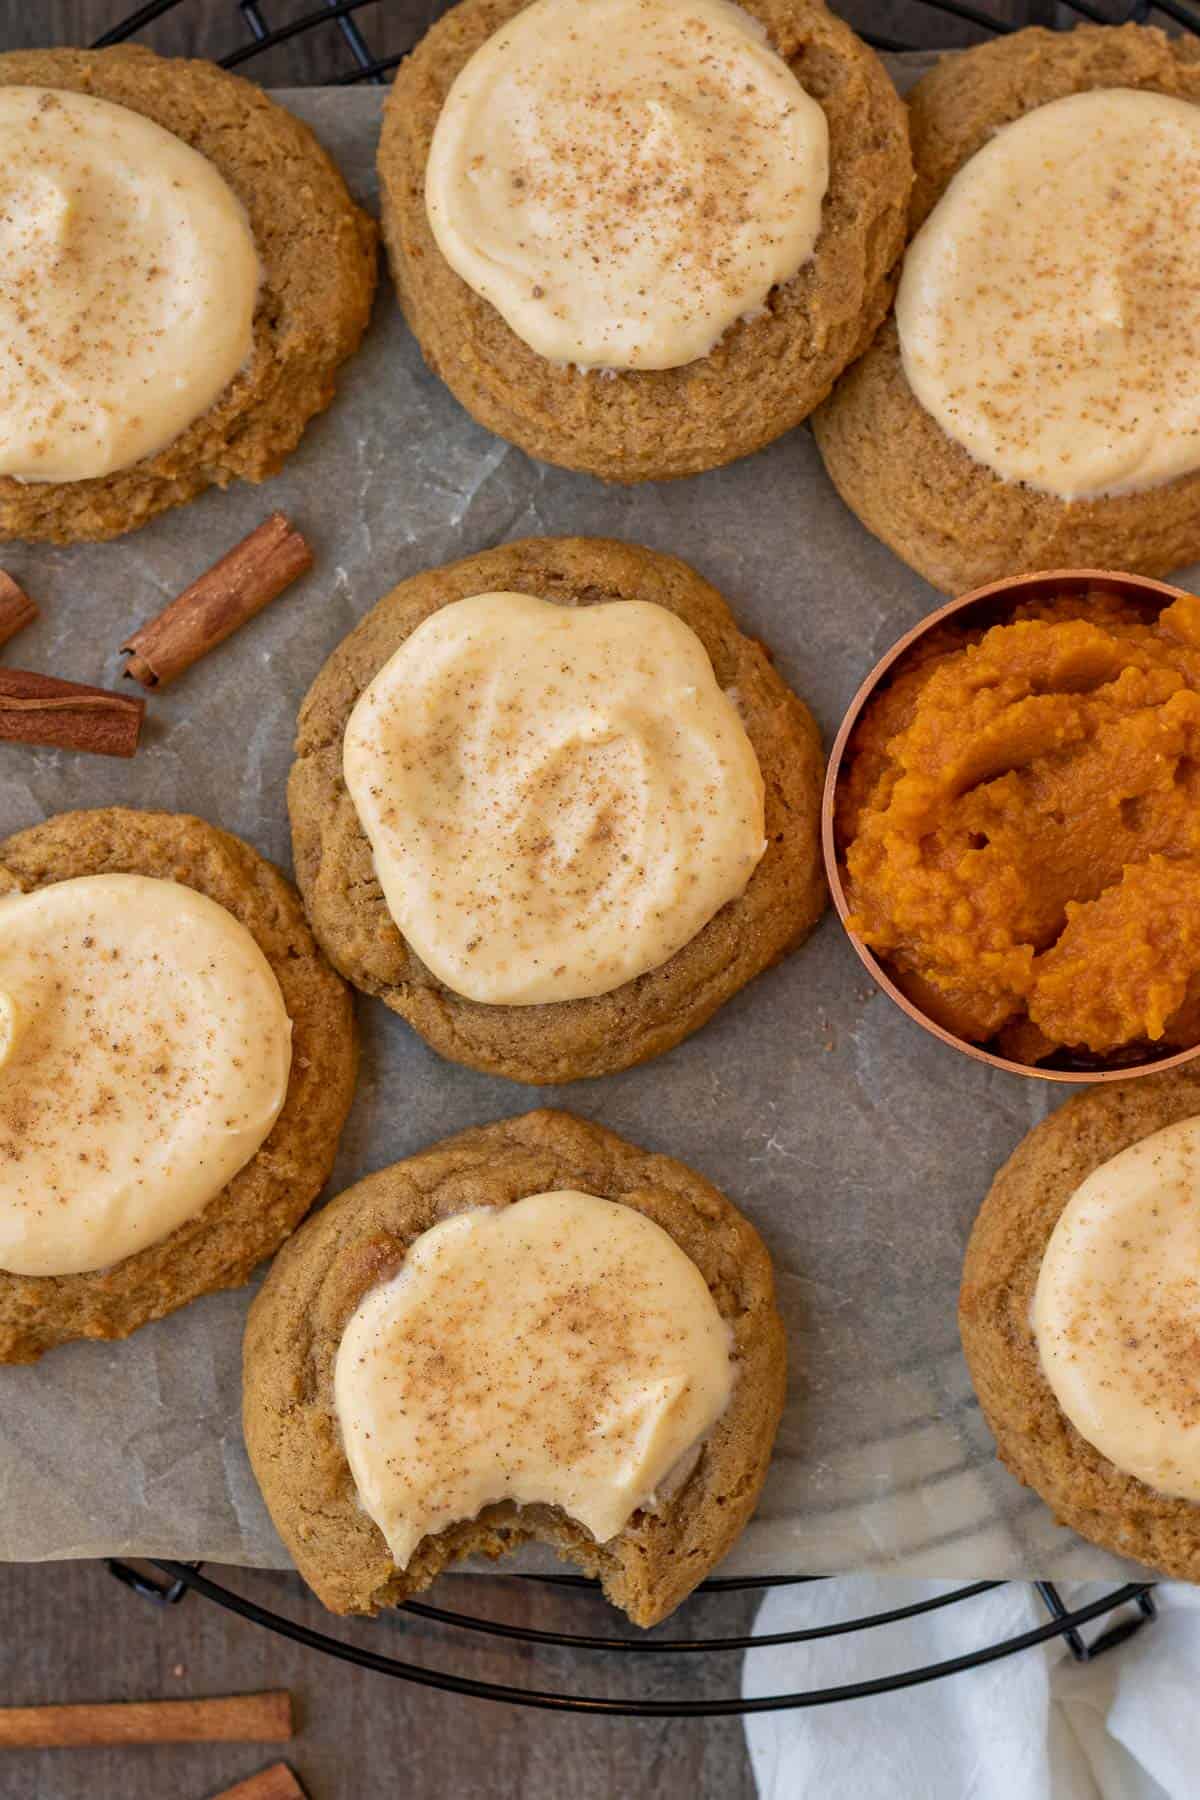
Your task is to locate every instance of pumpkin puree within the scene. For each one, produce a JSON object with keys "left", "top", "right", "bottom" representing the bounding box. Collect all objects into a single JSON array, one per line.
[{"left": 838, "top": 591, "right": 1200, "bottom": 1063}]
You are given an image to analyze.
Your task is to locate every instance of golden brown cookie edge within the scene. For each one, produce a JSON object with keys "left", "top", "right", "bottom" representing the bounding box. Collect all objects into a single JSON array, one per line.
[
  {"left": 378, "top": 0, "right": 911, "bottom": 480},
  {"left": 243, "top": 1108, "right": 788, "bottom": 1627},
  {"left": 0, "top": 45, "right": 378, "bottom": 543},
  {"left": 813, "top": 26, "right": 1200, "bottom": 595},
  {"left": 960, "top": 1064, "right": 1200, "bottom": 1579},
  {"left": 287, "top": 534, "right": 827, "bottom": 1084},
  {"left": 0, "top": 806, "right": 359, "bottom": 1361}
]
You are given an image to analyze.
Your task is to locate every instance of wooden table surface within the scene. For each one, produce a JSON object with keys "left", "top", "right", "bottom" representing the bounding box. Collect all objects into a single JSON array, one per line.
[
  {"left": 0, "top": 1559, "right": 762, "bottom": 1798},
  {"left": 0, "top": 2, "right": 1037, "bottom": 1794}
]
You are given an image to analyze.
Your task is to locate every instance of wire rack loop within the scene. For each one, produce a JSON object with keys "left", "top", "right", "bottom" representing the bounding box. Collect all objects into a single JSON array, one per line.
[{"left": 101, "top": 1560, "right": 1159, "bottom": 1716}]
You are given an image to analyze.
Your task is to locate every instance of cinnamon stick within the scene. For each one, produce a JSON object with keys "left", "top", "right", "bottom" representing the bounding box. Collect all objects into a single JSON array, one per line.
[
  {"left": 0, "top": 669, "right": 143, "bottom": 758},
  {"left": 0, "top": 572, "right": 37, "bottom": 650},
  {"left": 210, "top": 1763, "right": 307, "bottom": 1800},
  {"left": 0, "top": 1690, "right": 292, "bottom": 1750},
  {"left": 122, "top": 512, "right": 312, "bottom": 689}
]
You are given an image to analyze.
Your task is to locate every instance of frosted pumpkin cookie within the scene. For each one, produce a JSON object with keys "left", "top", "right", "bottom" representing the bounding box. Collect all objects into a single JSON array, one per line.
[
  {"left": 378, "top": 0, "right": 910, "bottom": 481},
  {"left": 243, "top": 1109, "right": 786, "bottom": 1625},
  {"left": 0, "top": 46, "right": 376, "bottom": 543},
  {"left": 814, "top": 26, "right": 1200, "bottom": 594},
  {"left": 0, "top": 808, "right": 357, "bottom": 1362},
  {"left": 288, "top": 536, "right": 826, "bottom": 1084},
  {"left": 960, "top": 1065, "right": 1200, "bottom": 1579}
]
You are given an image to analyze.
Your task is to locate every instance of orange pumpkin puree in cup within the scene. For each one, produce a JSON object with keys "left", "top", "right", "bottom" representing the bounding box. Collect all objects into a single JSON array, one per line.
[{"left": 837, "top": 590, "right": 1200, "bottom": 1064}]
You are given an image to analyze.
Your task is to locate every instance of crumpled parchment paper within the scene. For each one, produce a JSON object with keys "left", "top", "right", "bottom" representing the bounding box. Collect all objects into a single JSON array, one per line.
[{"left": 0, "top": 80, "right": 1173, "bottom": 1580}]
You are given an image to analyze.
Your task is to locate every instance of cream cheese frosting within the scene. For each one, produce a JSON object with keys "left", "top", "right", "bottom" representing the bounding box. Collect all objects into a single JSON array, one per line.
[
  {"left": 897, "top": 88, "right": 1200, "bottom": 501},
  {"left": 334, "top": 1190, "right": 735, "bottom": 1565},
  {"left": 424, "top": 0, "right": 829, "bottom": 370},
  {"left": 342, "top": 590, "right": 767, "bottom": 1006},
  {"left": 0, "top": 874, "right": 291, "bottom": 1277},
  {"left": 1033, "top": 1115, "right": 1200, "bottom": 1500},
  {"left": 0, "top": 86, "right": 259, "bottom": 484}
]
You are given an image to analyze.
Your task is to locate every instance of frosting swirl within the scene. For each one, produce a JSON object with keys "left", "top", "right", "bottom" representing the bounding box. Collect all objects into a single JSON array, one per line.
[
  {"left": 335, "top": 1190, "right": 735, "bottom": 1564},
  {"left": 0, "top": 874, "right": 291, "bottom": 1277},
  {"left": 343, "top": 590, "right": 766, "bottom": 1005},
  {"left": 425, "top": 0, "right": 828, "bottom": 370},
  {"left": 0, "top": 87, "right": 258, "bottom": 483},
  {"left": 898, "top": 89, "right": 1200, "bottom": 500},
  {"left": 1034, "top": 1114, "right": 1200, "bottom": 1499}
]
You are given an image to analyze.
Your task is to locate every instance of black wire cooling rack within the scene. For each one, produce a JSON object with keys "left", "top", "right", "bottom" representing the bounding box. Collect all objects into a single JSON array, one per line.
[
  {"left": 86, "top": 0, "right": 1200, "bottom": 74},
  {"left": 77, "top": 0, "right": 1189, "bottom": 1716},
  {"left": 103, "top": 1559, "right": 1161, "bottom": 1717}
]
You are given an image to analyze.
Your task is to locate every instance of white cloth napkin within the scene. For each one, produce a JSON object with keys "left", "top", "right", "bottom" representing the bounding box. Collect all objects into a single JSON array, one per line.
[{"left": 742, "top": 1578, "right": 1200, "bottom": 1799}]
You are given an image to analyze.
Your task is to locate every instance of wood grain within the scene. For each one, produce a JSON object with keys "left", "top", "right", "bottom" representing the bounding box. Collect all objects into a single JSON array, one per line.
[
  {"left": 0, "top": 1559, "right": 758, "bottom": 1800},
  {"left": 0, "top": 1692, "right": 292, "bottom": 1749}
]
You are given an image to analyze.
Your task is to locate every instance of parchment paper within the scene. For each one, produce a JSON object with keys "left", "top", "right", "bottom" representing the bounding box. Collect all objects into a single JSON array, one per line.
[{"left": 0, "top": 83, "right": 1178, "bottom": 1580}]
